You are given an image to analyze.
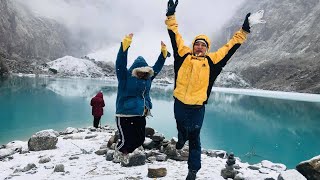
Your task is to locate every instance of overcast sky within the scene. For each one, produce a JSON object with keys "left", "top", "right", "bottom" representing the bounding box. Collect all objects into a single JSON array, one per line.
[{"left": 17, "top": 0, "right": 247, "bottom": 64}]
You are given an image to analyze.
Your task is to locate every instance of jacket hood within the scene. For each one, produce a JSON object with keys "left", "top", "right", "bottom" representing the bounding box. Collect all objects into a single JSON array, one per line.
[
  {"left": 132, "top": 66, "right": 154, "bottom": 78},
  {"left": 95, "top": 92, "right": 103, "bottom": 98},
  {"left": 129, "top": 56, "right": 154, "bottom": 78},
  {"left": 192, "top": 34, "right": 211, "bottom": 54},
  {"left": 128, "top": 56, "right": 148, "bottom": 72}
]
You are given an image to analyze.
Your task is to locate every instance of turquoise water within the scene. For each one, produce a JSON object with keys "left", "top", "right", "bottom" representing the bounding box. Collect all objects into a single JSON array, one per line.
[{"left": 0, "top": 76, "right": 319, "bottom": 168}]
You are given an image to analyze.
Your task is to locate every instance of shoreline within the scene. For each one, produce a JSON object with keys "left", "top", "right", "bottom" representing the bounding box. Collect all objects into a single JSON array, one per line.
[
  {"left": 0, "top": 126, "right": 313, "bottom": 180},
  {"left": 6, "top": 73, "right": 320, "bottom": 102}
]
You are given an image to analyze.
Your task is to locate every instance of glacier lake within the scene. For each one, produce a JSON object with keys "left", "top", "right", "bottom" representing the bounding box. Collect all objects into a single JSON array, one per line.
[{"left": 0, "top": 76, "right": 320, "bottom": 168}]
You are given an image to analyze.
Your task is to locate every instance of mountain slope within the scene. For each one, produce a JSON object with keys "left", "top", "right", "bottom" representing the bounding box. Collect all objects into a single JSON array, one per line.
[
  {"left": 47, "top": 56, "right": 105, "bottom": 78},
  {"left": 0, "top": 0, "right": 87, "bottom": 74},
  {"left": 212, "top": 0, "right": 320, "bottom": 93}
]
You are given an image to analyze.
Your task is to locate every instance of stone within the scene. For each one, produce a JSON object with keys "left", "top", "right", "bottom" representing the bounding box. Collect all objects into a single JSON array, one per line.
[
  {"left": 277, "top": 169, "right": 307, "bottom": 180},
  {"left": 221, "top": 168, "right": 237, "bottom": 179},
  {"left": 145, "top": 127, "right": 155, "bottom": 137},
  {"left": 95, "top": 149, "right": 108, "bottom": 156},
  {"left": 296, "top": 155, "right": 320, "bottom": 180},
  {"left": 28, "top": 129, "right": 58, "bottom": 151},
  {"left": 106, "top": 150, "right": 115, "bottom": 161},
  {"left": 22, "top": 163, "right": 36, "bottom": 172},
  {"left": 39, "top": 157, "right": 51, "bottom": 164},
  {"left": 147, "top": 167, "right": 167, "bottom": 178},
  {"left": 121, "top": 150, "right": 146, "bottom": 167},
  {"left": 151, "top": 133, "right": 165, "bottom": 142},
  {"left": 107, "top": 135, "right": 118, "bottom": 148},
  {"left": 84, "top": 134, "right": 98, "bottom": 139},
  {"left": 54, "top": 164, "right": 65, "bottom": 172}
]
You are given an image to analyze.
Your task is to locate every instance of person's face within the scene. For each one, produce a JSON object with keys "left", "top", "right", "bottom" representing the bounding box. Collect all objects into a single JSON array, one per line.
[
  {"left": 193, "top": 41, "right": 208, "bottom": 56},
  {"left": 136, "top": 71, "right": 149, "bottom": 80}
]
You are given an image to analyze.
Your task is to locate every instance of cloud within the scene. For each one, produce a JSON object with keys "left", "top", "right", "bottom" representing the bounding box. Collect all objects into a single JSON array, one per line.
[{"left": 17, "top": 0, "right": 246, "bottom": 64}]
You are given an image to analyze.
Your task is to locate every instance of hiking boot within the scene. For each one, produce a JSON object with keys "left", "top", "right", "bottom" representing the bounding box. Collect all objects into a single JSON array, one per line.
[
  {"left": 113, "top": 149, "right": 128, "bottom": 163},
  {"left": 186, "top": 169, "right": 197, "bottom": 180},
  {"left": 120, "top": 153, "right": 130, "bottom": 166}
]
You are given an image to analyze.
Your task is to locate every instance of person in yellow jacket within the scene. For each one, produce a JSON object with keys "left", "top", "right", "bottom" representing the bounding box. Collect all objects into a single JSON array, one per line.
[{"left": 165, "top": 0, "right": 265, "bottom": 179}]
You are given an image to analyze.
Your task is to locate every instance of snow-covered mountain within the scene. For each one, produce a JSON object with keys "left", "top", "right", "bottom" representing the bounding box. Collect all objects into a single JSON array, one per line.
[
  {"left": 47, "top": 56, "right": 105, "bottom": 78},
  {"left": 212, "top": 0, "right": 320, "bottom": 94},
  {"left": 0, "top": 0, "right": 85, "bottom": 62}
]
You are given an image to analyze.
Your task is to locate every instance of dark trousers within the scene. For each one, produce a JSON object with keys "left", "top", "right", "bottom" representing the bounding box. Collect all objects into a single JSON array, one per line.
[
  {"left": 116, "top": 116, "right": 146, "bottom": 154},
  {"left": 174, "top": 99, "right": 205, "bottom": 172},
  {"left": 93, "top": 116, "right": 101, "bottom": 128}
]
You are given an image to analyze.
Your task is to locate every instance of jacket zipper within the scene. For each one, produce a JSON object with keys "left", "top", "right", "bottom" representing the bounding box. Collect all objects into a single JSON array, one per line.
[
  {"left": 184, "top": 62, "right": 193, "bottom": 101},
  {"left": 142, "top": 86, "right": 146, "bottom": 116}
]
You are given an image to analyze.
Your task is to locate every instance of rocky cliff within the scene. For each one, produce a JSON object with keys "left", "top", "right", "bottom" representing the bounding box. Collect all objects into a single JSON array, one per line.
[
  {"left": 212, "top": 0, "right": 320, "bottom": 93},
  {"left": 0, "top": 0, "right": 86, "bottom": 74}
]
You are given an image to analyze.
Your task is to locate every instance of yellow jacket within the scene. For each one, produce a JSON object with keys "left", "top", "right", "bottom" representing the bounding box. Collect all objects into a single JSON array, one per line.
[{"left": 165, "top": 15, "right": 248, "bottom": 105}]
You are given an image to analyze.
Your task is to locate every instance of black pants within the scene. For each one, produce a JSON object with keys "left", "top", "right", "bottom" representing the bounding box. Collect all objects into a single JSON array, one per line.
[
  {"left": 116, "top": 116, "right": 146, "bottom": 154},
  {"left": 93, "top": 116, "right": 101, "bottom": 128}
]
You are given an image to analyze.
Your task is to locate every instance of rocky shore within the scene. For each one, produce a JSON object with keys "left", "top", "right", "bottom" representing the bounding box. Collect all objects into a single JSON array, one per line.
[{"left": 0, "top": 126, "right": 318, "bottom": 180}]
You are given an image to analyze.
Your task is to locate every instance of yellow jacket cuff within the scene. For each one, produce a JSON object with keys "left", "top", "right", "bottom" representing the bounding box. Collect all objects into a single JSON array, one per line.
[
  {"left": 161, "top": 45, "right": 168, "bottom": 58},
  {"left": 122, "top": 35, "right": 132, "bottom": 52}
]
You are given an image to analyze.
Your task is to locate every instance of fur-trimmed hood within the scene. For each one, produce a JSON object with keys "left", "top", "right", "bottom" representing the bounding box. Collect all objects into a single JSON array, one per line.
[
  {"left": 129, "top": 56, "right": 154, "bottom": 78},
  {"left": 132, "top": 66, "right": 154, "bottom": 78}
]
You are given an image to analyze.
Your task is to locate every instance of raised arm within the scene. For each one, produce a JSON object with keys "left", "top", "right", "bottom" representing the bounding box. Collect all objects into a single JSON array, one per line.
[
  {"left": 151, "top": 41, "right": 170, "bottom": 81},
  {"left": 165, "top": 0, "right": 190, "bottom": 60},
  {"left": 208, "top": 14, "right": 251, "bottom": 66},
  {"left": 116, "top": 33, "right": 133, "bottom": 80}
]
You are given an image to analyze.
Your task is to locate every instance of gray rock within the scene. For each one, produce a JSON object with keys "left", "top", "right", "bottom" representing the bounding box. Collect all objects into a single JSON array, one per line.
[
  {"left": 121, "top": 150, "right": 146, "bottom": 167},
  {"left": 54, "top": 164, "right": 65, "bottom": 172},
  {"left": 277, "top": 169, "right": 307, "bottom": 180},
  {"left": 261, "top": 160, "right": 286, "bottom": 172},
  {"left": 39, "top": 157, "right": 51, "bottom": 164},
  {"left": 147, "top": 167, "right": 167, "bottom": 178},
  {"left": 143, "top": 138, "right": 157, "bottom": 150},
  {"left": 221, "top": 167, "right": 238, "bottom": 179},
  {"left": 248, "top": 165, "right": 261, "bottom": 170},
  {"left": 69, "top": 156, "right": 79, "bottom": 160},
  {"left": 145, "top": 127, "right": 155, "bottom": 137},
  {"left": 84, "top": 134, "right": 98, "bottom": 139},
  {"left": 107, "top": 135, "right": 118, "bottom": 148},
  {"left": 155, "top": 154, "right": 167, "bottom": 161},
  {"left": 44, "top": 165, "right": 54, "bottom": 169},
  {"left": 151, "top": 133, "right": 165, "bottom": 142},
  {"left": 95, "top": 149, "right": 108, "bottom": 156},
  {"left": 99, "top": 143, "right": 109, "bottom": 149},
  {"left": 28, "top": 129, "right": 58, "bottom": 151},
  {"left": 106, "top": 150, "right": 115, "bottom": 161},
  {"left": 296, "top": 155, "right": 320, "bottom": 180},
  {"left": 0, "top": 149, "right": 15, "bottom": 159},
  {"left": 59, "top": 127, "right": 78, "bottom": 135},
  {"left": 22, "top": 163, "right": 37, "bottom": 172}
]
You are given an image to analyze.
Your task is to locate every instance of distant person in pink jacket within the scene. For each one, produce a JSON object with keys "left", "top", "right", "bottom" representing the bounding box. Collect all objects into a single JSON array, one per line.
[{"left": 90, "top": 92, "right": 105, "bottom": 128}]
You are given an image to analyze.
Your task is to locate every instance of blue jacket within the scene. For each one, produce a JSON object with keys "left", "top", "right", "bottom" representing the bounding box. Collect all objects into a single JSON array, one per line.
[{"left": 115, "top": 43, "right": 166, "bottom": 116}]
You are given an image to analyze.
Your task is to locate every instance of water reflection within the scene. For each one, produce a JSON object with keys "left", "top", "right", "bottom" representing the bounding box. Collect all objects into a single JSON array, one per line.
[{"left": 0, "top": 76, "right": 319, "bottom": 168}]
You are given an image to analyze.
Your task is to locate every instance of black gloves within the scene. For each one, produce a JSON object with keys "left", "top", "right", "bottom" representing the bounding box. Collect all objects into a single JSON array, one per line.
[
  {"left": 167, "top": 51, "right": 171, "bottom": 58},
  {"left": 242, "top": 13, "right": 251, "bottom": 33},
  {"left": 166, "top": 0, "right": 178, "bottom": 16}
]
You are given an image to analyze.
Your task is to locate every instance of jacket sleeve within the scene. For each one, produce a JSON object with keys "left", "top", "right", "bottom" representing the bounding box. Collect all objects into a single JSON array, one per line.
[
  {"left": 165, "top": 15, "right": 191, "bottom": 60},
  {"left": 90, "top": 98, "right": 93, "bottom": 106},
  {"left": 208, "top": 29, "right": 248, "bottom": 66},
  {"left": 151, "top": 53, "right": 166, "bottom": 81},
  {"left": 116, "top": 43, "right": 129, "bottom": 80}
]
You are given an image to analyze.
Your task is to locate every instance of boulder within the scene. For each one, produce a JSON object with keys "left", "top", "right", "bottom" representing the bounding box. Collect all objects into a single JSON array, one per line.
[
  {"left": 28, "top": 129, "right": 59, "bottom": 151},
  {"left": 296, "top": 155, "right": 320, "bottom": 180}
]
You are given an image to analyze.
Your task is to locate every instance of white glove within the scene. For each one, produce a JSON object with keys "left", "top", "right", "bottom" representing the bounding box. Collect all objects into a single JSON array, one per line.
[{"left": 249, "top": 10, "right": 266, "bottom": 25}]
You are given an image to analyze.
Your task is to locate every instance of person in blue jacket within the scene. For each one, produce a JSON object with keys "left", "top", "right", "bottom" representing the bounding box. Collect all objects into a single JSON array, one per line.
[{"left": 115, "top": 33, "right": 170, "bottom": 157}]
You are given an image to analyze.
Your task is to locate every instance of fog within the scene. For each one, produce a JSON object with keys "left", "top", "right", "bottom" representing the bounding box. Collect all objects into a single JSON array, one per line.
[{"left": 17, "top": 0, "right": 246, "bottom": 65}]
